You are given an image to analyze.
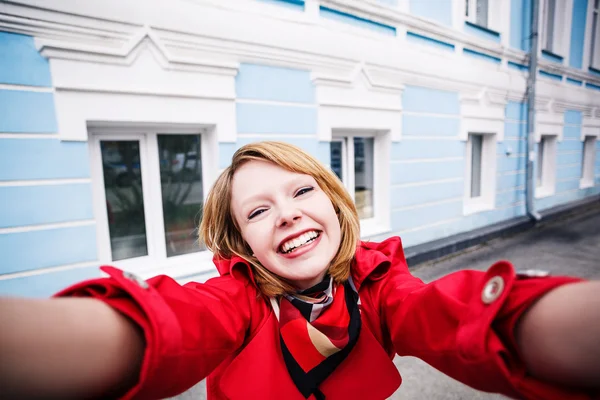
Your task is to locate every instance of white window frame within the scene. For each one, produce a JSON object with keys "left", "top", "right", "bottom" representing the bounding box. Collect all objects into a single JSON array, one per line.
[
  {"left": 464, "top": 132, "right": 497, "bottom": 215},
  {"left": 589, "top": 0, "right": 600, "bottom": 69},
  {"left": 89, "top": 125, "right": 216, "bottom": 280},
  {"left": 581, "top": 135, "right": 598, "bottom": 188},
  {"left": 331, "top": 130, "right": 390, "bottom": 237},
  {"left": 535, "top": 134, "right": 558, "bottom": 198},
  {"left": 540, "top": 0, "right": 571, "bottom": 57},
  {"left": 465, "top": 0, "right": 490, "bottom": 28}
]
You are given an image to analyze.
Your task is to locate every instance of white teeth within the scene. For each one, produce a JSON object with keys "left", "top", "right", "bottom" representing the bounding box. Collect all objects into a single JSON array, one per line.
[{"left": 281, "top": 230, "right": 319, "bottom": 253}]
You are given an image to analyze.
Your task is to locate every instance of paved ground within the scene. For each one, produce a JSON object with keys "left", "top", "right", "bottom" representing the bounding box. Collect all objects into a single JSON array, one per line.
[{"left": 173, "top": 204, "right": 600, "bottom": 399}]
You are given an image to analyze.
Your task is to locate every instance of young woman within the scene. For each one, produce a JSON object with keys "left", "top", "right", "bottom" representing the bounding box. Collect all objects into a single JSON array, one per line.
[{"left": 1, "top": 141, "right": 599, "bottom": 400}]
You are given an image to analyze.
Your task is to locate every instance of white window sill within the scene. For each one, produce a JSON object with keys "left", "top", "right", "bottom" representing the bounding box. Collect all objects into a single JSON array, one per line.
[
  {"left": 535, "top": 186, "right": 555, "bottom": 198},
  {"left": 360, "top": 218, "right": 391, "bottom": 239},
  {"left": 105, "top": 250, "right": 217, "bottom": 281},
  {"left": 580, "top": 179, "right": 595, "bottom": 189},
  {"left": 463, "top": 198, "right": 495, "bottom": 215}
]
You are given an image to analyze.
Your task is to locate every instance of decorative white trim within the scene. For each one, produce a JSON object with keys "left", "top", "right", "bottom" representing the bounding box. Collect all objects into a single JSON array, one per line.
[
  {"left": 535, "top": 134, "right": 558, "bottom": 198},
  {"left": 463, "top": 132, "right": 498, "bottom": 215},
  {"left": 460, "top": 90, "right": 506, "bottom": 141}
]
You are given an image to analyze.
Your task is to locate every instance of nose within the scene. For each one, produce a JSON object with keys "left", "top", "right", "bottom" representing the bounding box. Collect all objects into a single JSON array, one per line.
[{"left": 276, "top": 203, "right": 302, "bottom": 228}]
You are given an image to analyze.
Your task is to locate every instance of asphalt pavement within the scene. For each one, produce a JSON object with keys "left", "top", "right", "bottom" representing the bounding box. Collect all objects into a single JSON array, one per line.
[{"left": 173, "top": 204, "right": 600, "bottom": 399}]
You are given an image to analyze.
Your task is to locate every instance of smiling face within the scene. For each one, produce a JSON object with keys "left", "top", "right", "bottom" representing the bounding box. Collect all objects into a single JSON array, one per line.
[{"left": 230, "top": 160, "right": 342, "bottom": 290}]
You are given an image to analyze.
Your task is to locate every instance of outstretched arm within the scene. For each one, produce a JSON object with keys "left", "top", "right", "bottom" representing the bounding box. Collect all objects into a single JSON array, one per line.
[
  {"left": 0, "top": 297, "right": 145, "bottom": 399},
  {"left": 516, "top": 281, "right": 600, "bottom": 388}
]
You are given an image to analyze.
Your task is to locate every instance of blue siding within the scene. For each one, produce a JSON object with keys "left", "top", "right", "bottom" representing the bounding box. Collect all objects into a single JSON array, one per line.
[
  {"left": 402, "top": 115, "right": 460, "bottom": 137},
  {"left": 0, "top": 266, "right": 102, "bottom": 298},
  {"left": 0, "top": 184, "right": 93, "bottom": 228},
  {"left": 236, "top": 103, "right": 317, "bottom": 134},
  {"left": 391, "top": 180, "right": 464, "bottom": 209},
  {"left": 409, "top": 0, "right": 452, "bottom": 26},
  {"left": 565, "top": 110, "right": 583, "bottom": 125},
  {"left": 557, "top": 152, "right": 583, "bottom": 165},
  {"left": 319, "top": 6, "right": 397, "bottom": 35},
  {"left": 505, "top": 101, "right": 528, "bottom": 121},
  {"left": 0, "top": 32, "right": 52, "bottom": 87},
  {"left": 403, "top": 86, "right": 460, "bottom": 115},
  {"left": 538, "top": 185, "right": 600, "bottom": 210},
  {"left": 0, "top": 90, "right": 57, "bottom": 133},
  {"left": 556, "top": 179, "right": 582, "bottom": 192},
  {"left": 504, "top": 122, "right": 527, "bottom": 139},
  {"left": 558, "top": 140, "right": 584, "bottom": 151},
  {"left": 406, "top": 32, "right": 455, "bottom": 51},
  {"left": 392, "top": 200, "right": 463, "bottom": 231},
  {"left": 498, "top": 155, "right": 527, "bottom": 173},
  {"left": 497, "top": 172, "right": 526, "bottom": 191},
  {"left": 0, "top": 139, "right": 90, "bottom": 181},
  {"left": 236, "top": 64, "right": 315, "bottom": 103},
  {"left": 498, "top": 139, "right": 527, "bottom": 155},
  {"left": 463, "top": 48, "right": 502, "bottom": 64},
  {"left": 496, "top": 189, "right": 525, "bottom": 207},
  {"left": 317, "top": 141, "right": 331, "bottom": 166},
  {"left": 391, "top": 140, "right": 465, "bottom": 159},
  {"left": 464, "top": 22, "right": 501, "bottom": 42},
  {"left": 391, "top": 159, "right": 464, "bottom": 184},
  {"left": 0, "top": 225, "right": 97, "bottom": 275},
  {"left": 569, "top": 0, "right": 588, "bottom": 69},
  {"left": 218, "top": 143, "right": 236, "bottom": 169},
  {"left": 557, "top": 164, "right": 583, "bottom": 180},
  {"left": 510, "top": 0, "right": 532, "bottom": 51},
  {"left": 258, "top": 0, "right": 305, "bottom": 9}
]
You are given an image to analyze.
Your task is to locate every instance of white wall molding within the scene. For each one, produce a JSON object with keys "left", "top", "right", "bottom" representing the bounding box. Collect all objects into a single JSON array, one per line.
[
  {"left": 460, "top": 90, "right": 507, "bottom": 141},
  {"left": 4, "top": 0, "right": 600, "bottom": 118}
]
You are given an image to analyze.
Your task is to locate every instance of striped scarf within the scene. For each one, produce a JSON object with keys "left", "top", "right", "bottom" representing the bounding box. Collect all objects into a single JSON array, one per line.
[{"left": 270, "top": 276, "right": 361, "bottom": 399}]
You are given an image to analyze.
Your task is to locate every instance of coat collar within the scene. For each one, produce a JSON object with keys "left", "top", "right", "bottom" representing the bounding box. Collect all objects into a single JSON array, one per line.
[{"left": 212, "top": 236, "right": 406, "bottom": 292}]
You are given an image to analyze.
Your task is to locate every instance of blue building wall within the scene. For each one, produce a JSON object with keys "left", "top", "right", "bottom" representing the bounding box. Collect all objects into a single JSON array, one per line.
[
  {"left": 0, "top": 32, "right": 100, "bottom": 297},
  {"left": 2, "top": 0, "right": 600, "bottom": 297}
]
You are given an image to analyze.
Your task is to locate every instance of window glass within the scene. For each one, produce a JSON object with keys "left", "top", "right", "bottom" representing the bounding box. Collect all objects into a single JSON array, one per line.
[
  {"left": 330, "top": 141, "right": 343, "bottom": 181},
  {"left": 582, "top": 136, "right": 597, "bottom": 182},
  {"left": 545, "top": 0, "right": 556, "bottom": 51},
  {"left": 158, "top": 134, "right": 205, "bottom": 257},
  {"left": 470, "top": 134, "right": 483, "bottom": 198},
  {"left": 591, "top": 0, "right": 600, "bottom": 68},
  {"left": 354, "top": 137, "right": 374, "bottom": 219},
  {"left": 101, "top": 140, "right": 149, "bottom": 261},
  {"left": 537, "top": 137, "right": 546, "bottom": 187},
  {"left": 476, "top": 0, "right": 488, "bottom": 27}
]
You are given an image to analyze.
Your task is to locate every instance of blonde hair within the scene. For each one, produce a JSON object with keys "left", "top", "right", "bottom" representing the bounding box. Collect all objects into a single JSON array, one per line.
[{"left": 199, "top": 141, "right": 360, "bottom": 297}]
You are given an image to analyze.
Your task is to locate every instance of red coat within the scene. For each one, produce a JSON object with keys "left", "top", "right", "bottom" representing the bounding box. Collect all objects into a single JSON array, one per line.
[{"left": 58, "top": 237, "right": 591, "bottom": 400}]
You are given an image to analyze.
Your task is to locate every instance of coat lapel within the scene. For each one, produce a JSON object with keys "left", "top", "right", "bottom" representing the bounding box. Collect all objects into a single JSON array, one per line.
[{"left": 220, "top": 310, "right": 401, "bottom": 399}]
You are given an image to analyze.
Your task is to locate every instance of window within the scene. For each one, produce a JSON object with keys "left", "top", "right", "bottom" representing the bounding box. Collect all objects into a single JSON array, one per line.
[
  {"left": 536, "top": 135, "right": 557, "bottom": 197},
  {"left": 464, "top": 133, "right": 497, "bottom": 214},
  {"left": 581, "top": 136, "right": 597, "bottom": 188},
  {"left": 92, "top": 129, "right": 209, "bottom": 270},
  {"left": 465, "top": 0, "right": 489, "bottom": 27},
  {"left": 541, "top": 0, "right": 566, "bottom": 56},
  {"left": 590, "top": 0, "right": 600, "bottom": 69},
  {"left": 330, "top": 136, "right": 375, "bottom": 220}
]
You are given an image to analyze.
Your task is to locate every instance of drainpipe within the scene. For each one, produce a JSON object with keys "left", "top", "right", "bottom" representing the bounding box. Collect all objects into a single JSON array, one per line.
[{"left": 526, "top": 0, "right": 542, "bottom": 221}]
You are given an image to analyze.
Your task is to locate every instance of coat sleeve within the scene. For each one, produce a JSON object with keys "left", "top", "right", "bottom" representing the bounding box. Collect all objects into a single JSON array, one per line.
[
  {"left": 54, "top": 266, "right": 256, "bottom": 400},
  {"left": 379, "top": 243, "right": 594, "bottom": 400}
]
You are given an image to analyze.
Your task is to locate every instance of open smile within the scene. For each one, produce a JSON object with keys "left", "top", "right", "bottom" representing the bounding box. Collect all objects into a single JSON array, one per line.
[{"left": 278, "top": 230, "right": 322, "bottom": 254}]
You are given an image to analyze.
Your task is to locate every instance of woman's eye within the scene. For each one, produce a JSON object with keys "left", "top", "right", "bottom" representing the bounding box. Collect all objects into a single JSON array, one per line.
[
  {"left": 248, "top": 209, "right": 266, "bottom": 220},
  {"left": 295, "top": 186, "right": 314, "bottom": 197}
]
